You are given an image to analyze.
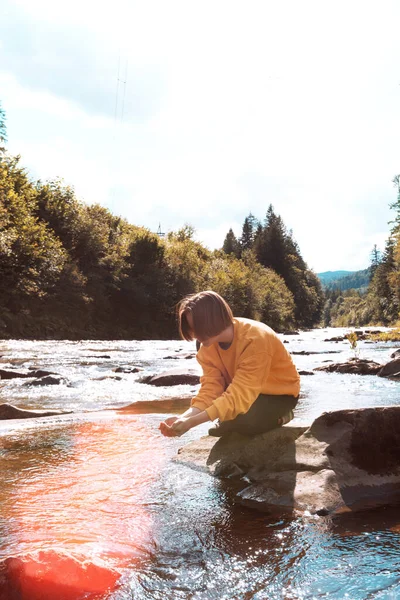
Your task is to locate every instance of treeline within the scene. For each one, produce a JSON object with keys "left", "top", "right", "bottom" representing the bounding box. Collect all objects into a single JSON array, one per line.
[
  {"left": 0, "top": 121, "right": 324, "bottom": 338},
  {"left": 324, "top": 184, "right": 400, "bottom": 327}
]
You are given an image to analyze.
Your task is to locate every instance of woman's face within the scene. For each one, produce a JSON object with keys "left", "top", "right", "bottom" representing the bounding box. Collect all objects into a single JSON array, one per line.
[{"left": 185, "top": 312, "right": 219, "bottom": 347}]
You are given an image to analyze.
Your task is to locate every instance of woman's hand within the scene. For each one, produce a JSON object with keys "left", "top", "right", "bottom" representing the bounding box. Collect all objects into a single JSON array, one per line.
[{"left": 159, "top": 416, "right": 191, "bottom": 437}]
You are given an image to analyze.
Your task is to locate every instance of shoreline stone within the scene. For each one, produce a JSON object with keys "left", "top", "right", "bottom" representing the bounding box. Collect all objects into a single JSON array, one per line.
[
  {"left": 0, "top": 403, "right": 72, "bottom": 420},
  {"left": 175, "top": 407, "right": 400, "bottom": 516}
]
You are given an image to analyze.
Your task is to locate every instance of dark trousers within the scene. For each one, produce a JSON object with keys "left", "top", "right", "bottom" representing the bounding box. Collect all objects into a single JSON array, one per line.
[{"left": 217, "top": 394, "right": 298, "bottom": 436}]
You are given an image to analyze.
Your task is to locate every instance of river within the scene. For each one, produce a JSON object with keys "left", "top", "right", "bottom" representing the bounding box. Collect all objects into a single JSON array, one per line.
[{"left": 0, "top": 328, "right": 399, "bottom": 599}]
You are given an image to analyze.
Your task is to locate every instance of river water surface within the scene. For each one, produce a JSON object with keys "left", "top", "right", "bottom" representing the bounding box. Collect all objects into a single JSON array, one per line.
[{"left": 0, "top": 328, "right": 399, "bottom": 599}]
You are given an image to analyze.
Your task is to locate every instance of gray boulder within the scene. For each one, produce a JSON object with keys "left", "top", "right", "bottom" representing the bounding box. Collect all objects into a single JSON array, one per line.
[
  {"left": 141, "top": 368, "right": 200, "bottom": 386},
  {"left": 390, "top": 349, "right": 400, "bottom": 359},
  {"left": 175, "top": 406, "right": 400, "bottom": 516}
]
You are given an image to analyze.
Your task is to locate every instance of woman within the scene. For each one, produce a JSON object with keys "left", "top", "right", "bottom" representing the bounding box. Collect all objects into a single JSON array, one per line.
[{"left": 160, "top": 290, "right": 300, "bottom": 437}]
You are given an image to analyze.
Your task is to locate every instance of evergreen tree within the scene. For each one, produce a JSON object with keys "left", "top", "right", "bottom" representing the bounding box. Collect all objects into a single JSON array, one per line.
[
  {"left": 222, "top": 228, "right": 240, "bottom": 257},
  {"left": 0, "top": 102, "right": 6, "bottom": 156},
  {"left": 239, "top": 213, "right": 258, "bottom": 253},
  {"left": 253, "top": 204, "right": 324, "bottom": 327},
  {"left": 369, "top": 244, "right": 381, "bottom": 279},
  {"left": 368, "top": 237, "right": 398, "bottom": 324}
]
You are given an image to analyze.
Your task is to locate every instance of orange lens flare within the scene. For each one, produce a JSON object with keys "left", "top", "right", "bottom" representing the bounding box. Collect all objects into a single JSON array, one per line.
[
  {"left": 0, "top": 552, "right": 120, "bottom": 600},
  {"left": 1, "top": 416, "right": 167, "bottom": 598}
]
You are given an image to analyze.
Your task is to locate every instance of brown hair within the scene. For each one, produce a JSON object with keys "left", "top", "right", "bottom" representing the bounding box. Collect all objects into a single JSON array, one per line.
[{"left": 178, "top": 290, "right": 234, "bottom": 341}]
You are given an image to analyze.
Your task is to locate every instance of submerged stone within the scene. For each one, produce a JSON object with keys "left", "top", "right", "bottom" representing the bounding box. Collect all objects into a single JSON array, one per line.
[{"left": 175, "top": 407, "right": 400, "bottom": 516}]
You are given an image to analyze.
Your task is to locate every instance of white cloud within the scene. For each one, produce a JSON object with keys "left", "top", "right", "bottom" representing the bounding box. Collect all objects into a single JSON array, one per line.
[{"left": 1, "top": 0, "right": 400, "bottom": 272}]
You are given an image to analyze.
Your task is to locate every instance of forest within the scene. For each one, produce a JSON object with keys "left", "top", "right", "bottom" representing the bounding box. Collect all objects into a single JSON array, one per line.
[{"left": 0, "top": 102, "right": 399, "bottom": 338}]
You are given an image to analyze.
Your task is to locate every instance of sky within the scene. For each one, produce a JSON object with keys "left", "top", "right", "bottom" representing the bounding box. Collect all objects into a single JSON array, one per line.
[{"left": 1, "top": 0, "right": 400, "bottom": 272}]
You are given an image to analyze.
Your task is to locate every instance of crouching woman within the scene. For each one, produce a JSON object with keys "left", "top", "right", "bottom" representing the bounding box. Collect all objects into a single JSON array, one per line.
[{"left": 159, "top": 290, "right": 300, "bottom": 438}]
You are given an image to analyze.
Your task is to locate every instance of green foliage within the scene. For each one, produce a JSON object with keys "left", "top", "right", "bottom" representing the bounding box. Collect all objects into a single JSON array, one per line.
[
  {"left": 0, "top": 158, "right": 67, "bottom": 307},
  {"left": 328, "top": 290, "right": 374, "bottom": 327},
  {"left": 204, "top": 250, "right": 295, "bottom": 331}
]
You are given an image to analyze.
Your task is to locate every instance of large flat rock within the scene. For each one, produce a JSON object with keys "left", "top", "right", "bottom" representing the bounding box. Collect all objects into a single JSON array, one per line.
[{"left": 175, "top": 407, "right": 400, "bottom": 516}]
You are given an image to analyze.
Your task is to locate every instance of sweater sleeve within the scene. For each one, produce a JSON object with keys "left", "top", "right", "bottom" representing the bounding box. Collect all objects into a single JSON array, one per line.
[
  {"left": 205, "top": 352, "right": 271, "bottom": 422},
  {"left": 191, "top": 354, "right": 227, "bottom": 412}
]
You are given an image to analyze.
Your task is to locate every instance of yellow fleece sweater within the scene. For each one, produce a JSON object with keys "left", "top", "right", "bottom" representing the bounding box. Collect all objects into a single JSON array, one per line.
[{"left": 191, "top": 317, "right": 300, "bottom": 422}]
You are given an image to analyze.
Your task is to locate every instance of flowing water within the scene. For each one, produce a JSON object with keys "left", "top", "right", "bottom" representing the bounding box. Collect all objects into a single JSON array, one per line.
[{"left": 0, "top": 328, "right": 399, "bottom": 599}]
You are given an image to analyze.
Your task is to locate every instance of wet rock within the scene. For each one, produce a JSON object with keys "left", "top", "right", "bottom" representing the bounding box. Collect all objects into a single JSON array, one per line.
[
  {"left": 163, "top": 353, "right": 196, "bottom": 360},
  {"left": 282, "top": 331, "right": 299, "bottom": 335},
  {"left": 0, "top": 403, "right": 71, "bottom": 419},
  {"left": 92, "top": 375, "right": 123, "bottom": 381},
  {"left": 87, "top": 355, "right": 111, "bottom": 359},
  {"left": 140, "top": 368, "right": 200, "bottom": 386},
  {"left": 27, "top": 375, "right": 69, "bottom": 386},
  {"left": 0, "top": 369, "right": 32, "bottom": 379},
  {"left": 117, "top": 395, "right": 192, "bottom": 413},
  {"left": 377, "top": 358, "right": 400, "bottom": 378},
  {"left": 298, "top": 370, "right": 314, "bottom": 376},
  {"left": 323, "top": 336, "right": 346, "bottom": 342},
  {"left": 314, "top": 358, "right": 382, "bottom": 375},
  {"left": 390, "top": 349, "right": 400, "bottom": 359},
  {"left": 28, "top": 369, "right": 57, "bottom": 378},
  {"left": 114, "top": 366, "right": 142, "bottom": 373},
  {"left": 292, "top": 350, "right": 341, "bottom": 355},
  {"left": 0, "top": 369, "right": 59, "bottom": 380},
  {"left": 176, "top": 407, "right": 400, "bottom": 516}
]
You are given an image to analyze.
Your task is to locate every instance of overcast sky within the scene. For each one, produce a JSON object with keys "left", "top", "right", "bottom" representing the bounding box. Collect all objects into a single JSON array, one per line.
[{"left": 1, "top": 0, "right": 400, "bottom": 272}]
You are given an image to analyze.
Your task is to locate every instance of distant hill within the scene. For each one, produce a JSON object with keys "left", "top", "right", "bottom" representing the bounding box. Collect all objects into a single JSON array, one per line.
[
  {"left": 317, "top": 269, "right": 371, "bottom": 291},
  {"left": 317, "top": 271, "right": 353, "bottom": 284}
]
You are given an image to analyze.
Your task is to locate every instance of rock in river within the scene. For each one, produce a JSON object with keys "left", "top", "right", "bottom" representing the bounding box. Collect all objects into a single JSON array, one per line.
[
  {"left": 141, "top": 368, "right": 200, "bottom": 386},
  {"left": 314, "top": 358, "right": 382, "bottom": 375},
  {"left": 378, "top": 358, "right": 400, "bottom": 378},
  {"left": 175, "top": 406, "right": 400, "bottom": 516},
  {"left": 0, "top": 403, "right": 71, "bottom": 420}
]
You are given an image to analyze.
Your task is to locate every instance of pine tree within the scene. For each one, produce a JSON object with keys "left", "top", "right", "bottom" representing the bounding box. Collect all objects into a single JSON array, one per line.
[
  {"left": 0, "top": 102, "right": 6, "bottom": 156},
  {"left": 239, "top": 213, "right": 258, "bottom": 253},
  {"left": 369, "top": 244, "right": 381, "bottom": 279},
  {"left": 222, "top": 228, "right": 240, "bottom": 257},
  {"left": 254, "top": 204, "right": 324, "bottom": 327},
  {"left": 369, "top": 237, "right": 398, "bottom": 324}
]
